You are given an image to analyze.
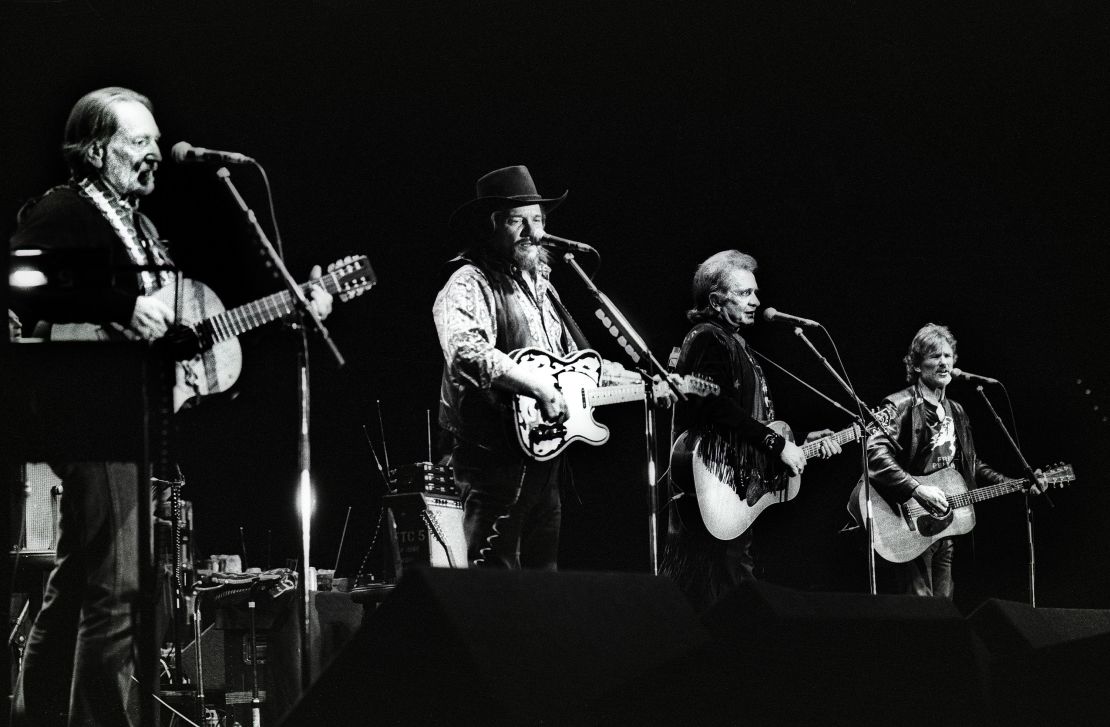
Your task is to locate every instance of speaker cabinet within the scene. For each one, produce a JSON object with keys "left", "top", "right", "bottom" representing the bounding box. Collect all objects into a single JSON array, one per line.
[{"left": 280, "top": 568, "right": 707, "bottom": 725}]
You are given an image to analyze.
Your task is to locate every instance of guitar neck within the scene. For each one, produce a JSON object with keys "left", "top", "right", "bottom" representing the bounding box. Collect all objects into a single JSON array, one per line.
[
  {"left": 585, "top": 383, "right": 648, "bottom": 408},
  {"left": 801, "top": 424, "right": 860, "bottom": 459},
  {"left": 948, "top": 478, "right": 1029, "bottom": 509},
  {"left": 201, "top": 273, "right": 341, "bottom": 343}
]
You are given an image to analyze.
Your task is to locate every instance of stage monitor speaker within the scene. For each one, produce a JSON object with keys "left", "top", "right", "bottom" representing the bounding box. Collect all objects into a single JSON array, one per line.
[
  {"left": 968, "top": 599, "right": 1110, "bottom": 724},
  {"left": 699, "top": 581, "right": 990, "bottom": 725},
  {"left": 280, "top": 567, "right": 708, "bottom": 726}
]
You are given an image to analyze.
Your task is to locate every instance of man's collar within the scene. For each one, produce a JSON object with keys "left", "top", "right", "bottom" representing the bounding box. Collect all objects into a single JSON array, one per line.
[{"left": 711, "top": 311, "right": 744, "bottom": 335}]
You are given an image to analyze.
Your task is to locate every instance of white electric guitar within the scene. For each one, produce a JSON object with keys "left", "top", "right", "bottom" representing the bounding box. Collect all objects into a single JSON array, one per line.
[{"left": 510, "top": 347, "right": 719, "bottom": 461}]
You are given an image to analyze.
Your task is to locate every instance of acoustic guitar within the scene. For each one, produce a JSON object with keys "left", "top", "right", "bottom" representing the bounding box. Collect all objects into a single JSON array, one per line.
[
  {"left": 848, "top": 463, "right": 1075, "bottom": 563},
  {"left": 51, "top": 255, "right": 375, "bottom": 412},
  {"left": 670, "top": 415, "right": 886, "bottom": 541}
]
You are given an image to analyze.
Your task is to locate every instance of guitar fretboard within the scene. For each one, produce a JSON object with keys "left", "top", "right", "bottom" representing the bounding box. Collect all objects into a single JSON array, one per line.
[
  {"left": 585, "top": 382, "right": 654, "bottom": 408},
  {"left": 901, "top": 466, "right": 1073, "bottom": 518},
  {"left": 583, "top": 377, "right": 718, "bottom": 408},
  {"left": 800, "top": 425, "right": 861, "bottom": 459},
  {"left": 949, "top": 478, "right": 1028, "bottom": 509},
  {"left": 199, "top": 272, "right": 342, "bottom": 344}
]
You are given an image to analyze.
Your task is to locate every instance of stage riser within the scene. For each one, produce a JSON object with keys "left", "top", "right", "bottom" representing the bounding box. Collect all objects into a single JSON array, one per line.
[
  {"left": 280, "top": 568, "right": 707, "bottom": 725},
  {"left": 280, "top": 572, "right": 1110, "bottom": 726}
]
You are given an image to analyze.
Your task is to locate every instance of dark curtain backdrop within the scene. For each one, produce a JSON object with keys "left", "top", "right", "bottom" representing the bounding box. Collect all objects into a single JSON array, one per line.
[{"left": 3, "top": 0, "right": 1108, "bottom": 610}]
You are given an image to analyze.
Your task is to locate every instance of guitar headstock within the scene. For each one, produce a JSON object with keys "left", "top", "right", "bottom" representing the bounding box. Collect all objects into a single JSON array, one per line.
[
  {"left": 664, "top": 373, "right": 720, "bottom": 398},
  {"left": 326, "top": 255, "right": 377, "bottom": 302},
  {"left": 1038, "top": 462, "right": 1076, "bottom": 488}
]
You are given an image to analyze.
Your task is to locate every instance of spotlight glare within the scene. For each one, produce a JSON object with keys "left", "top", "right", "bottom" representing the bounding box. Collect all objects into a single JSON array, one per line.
[{"left": 10, "top": 270, "right": 48, "bottom": 288}]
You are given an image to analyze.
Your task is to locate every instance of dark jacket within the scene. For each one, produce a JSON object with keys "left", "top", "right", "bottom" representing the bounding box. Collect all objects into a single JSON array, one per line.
[
  {"left": 866, "top": 385, "right": 1006, "bottom": 505},
  {"left": 10, "top": 185, "right": 147, "bottom": 327}
]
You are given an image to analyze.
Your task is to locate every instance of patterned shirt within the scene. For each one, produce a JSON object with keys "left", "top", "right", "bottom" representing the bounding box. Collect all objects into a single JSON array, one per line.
[{"left": 433, "top": 261, "right": 635, "bottom": 392}]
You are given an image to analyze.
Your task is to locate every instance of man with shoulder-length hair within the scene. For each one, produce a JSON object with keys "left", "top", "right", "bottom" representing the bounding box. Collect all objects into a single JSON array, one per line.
[
  {"left": 864, "top": 323, "right": 1040, "bottom": 597},
  {"left": 8, "top": 87, "right": 330, "bottom": 726},
  {"left": 661, "top": 250, "right": 838, "bottom": 611},
  {"left": 10, "top": 85, "right": 176, "bottom": 727}
]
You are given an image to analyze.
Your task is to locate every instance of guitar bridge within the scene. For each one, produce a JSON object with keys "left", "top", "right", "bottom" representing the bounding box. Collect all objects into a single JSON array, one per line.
[{"left": 898, "top": 503, "right": 918, "bottom": 532}]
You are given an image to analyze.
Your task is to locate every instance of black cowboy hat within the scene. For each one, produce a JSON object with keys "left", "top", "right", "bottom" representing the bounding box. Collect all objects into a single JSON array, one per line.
[{"left": 448, "top": 165, "right": 568, "bottom": 241}]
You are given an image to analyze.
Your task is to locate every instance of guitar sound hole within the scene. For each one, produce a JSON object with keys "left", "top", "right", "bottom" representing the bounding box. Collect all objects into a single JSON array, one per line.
[{"left": 916, "top": 511, "right": 954, "bottom": 536}]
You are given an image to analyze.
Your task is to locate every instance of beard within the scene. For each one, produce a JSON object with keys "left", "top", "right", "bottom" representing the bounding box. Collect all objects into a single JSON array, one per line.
[{"left": 511, "top": 240, "right": 550, "bottom": 274}]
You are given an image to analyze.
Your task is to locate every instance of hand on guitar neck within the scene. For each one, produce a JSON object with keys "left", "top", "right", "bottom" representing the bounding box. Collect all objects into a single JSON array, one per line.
[
  {"left": 305, "top": 263, "right": 334, "bottom": 320},
  {"left": 781, "top": 428, "right": 843, "bottom": 476}
]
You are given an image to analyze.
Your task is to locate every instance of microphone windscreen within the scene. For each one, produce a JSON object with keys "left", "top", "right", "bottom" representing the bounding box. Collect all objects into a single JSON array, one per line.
[{"left": 170, "top": 141, "right": 193, "bottom": 163}]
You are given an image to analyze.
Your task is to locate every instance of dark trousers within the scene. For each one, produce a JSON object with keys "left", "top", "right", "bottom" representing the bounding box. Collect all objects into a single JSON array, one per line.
[
  {"left": 898, "top": 537, "right": 956, "bottom": 598},
  {"left": 450, "top": 443, "right": 564, "bottom": 570},
  {"left": 12, "top": 462, "right": 141, "bottom": 727},
  {"left": 661, "top": 498, "right": 756, "bottom": 613}
]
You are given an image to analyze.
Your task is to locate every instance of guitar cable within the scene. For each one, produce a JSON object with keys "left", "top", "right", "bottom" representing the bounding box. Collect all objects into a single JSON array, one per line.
[
  {"left": 475, "top": 464, "right": 526, "bottom": 567},
  {"left": 422, "top": 508, "right": 456, "bottom": 569}
]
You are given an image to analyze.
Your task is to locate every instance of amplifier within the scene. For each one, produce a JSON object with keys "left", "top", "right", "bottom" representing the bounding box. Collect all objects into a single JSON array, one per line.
[
  {"left": 384, "top": 492, "right": 467, "bottom": 570},
  {"left": 20, "top": 463, "right": 62, "bottom": 553},
  {"left": 387, "top": 462, "right": 457, "bottom": 496}
]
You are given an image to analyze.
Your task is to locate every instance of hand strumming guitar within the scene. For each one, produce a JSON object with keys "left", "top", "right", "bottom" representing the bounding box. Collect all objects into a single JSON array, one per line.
[
  {"left": 780, "top": 440, "right": 806, "bottom": 476},
  {"left": 130, "top": 295, "right": 174, "bottom": 341},
  {"left": 497, "top": 359, "right": 569, "bottom": 425},
  {"left": 912, "top": 483, "right": 950, "bottom": 515}
]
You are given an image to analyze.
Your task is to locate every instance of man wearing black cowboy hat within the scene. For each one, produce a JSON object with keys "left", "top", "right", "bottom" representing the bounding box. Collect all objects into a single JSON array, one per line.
[{"left": 434, "top": 165, "right": 655, "bottom": 569}]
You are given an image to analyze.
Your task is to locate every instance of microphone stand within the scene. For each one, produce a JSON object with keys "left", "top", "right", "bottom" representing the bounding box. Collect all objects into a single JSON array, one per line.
[
  {"left": 558, "top": 252, "right": 685, "bottom": 575},
  {"left": 215, "top": 167, "right": 346, "bottom": 691},
  {"left": 973, "top": 384, "right": 1046, "bottom": 606},
  {"left": 791, "top": 327, "right": 901, "bottom": 596}
]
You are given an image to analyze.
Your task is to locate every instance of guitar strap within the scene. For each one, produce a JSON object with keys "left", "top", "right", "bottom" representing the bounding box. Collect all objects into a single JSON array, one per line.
[
  {"left": 75, "top": 178, "right": 175, "bottom": 294},
  {"left": 546, "top": 290, "right": 591, "bottom": 351}
]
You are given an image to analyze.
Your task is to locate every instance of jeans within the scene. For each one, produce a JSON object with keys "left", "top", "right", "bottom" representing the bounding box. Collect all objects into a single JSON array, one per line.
[
  {"left": 450, "top": 443, "right": 564, "bottom": 570},
  {"left": 900, "top": 537, "right": 955, "bottom": 598},
  {"left": 12, "top": 462, "right": 141, "bottom": 727}
]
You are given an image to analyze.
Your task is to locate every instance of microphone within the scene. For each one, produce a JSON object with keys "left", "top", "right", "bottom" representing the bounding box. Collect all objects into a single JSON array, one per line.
[
  {"left": 537, "top": 233, "right": 597, "bottom": 255},
  {"left": 762, "top": 307, "right": 820, "bottom": 328},
  {"left": 950, "top": 368, "right": 1000, "bottom": 385},
  {"left": 667, "top": 346, "right": 681, "bottom": 371},
  {"left": 171, "top": 141, "right": 255, "bottom": 165}
]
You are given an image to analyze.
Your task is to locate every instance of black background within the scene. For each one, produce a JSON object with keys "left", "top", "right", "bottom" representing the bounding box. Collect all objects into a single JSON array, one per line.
[{"left": 3, "top": 0, "right": 1108, "bottom": 612}]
